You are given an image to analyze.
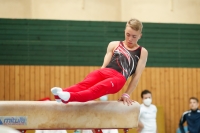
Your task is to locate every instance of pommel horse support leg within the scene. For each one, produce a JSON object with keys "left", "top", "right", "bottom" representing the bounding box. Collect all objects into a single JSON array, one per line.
[{"left": 0, "top": 101, "right": 140, "bottom": 133}]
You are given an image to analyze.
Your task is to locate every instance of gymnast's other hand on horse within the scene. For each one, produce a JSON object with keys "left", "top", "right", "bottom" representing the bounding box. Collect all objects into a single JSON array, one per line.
[{"left": 118, "top": 93, "right": 134, "bottom": 106}]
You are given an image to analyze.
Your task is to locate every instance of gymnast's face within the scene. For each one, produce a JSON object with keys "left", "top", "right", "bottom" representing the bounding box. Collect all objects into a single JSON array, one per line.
[
  {"left": 124, "top": 26, "right": 142, "bottom": 48},
  {"left": 189, "top": 99, "right": 199, "bottom": 110}
]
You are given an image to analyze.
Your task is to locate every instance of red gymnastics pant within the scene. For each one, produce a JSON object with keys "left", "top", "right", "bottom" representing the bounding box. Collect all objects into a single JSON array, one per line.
[{"left": 62, "top": 68, "right": 126, "bottom": 102}]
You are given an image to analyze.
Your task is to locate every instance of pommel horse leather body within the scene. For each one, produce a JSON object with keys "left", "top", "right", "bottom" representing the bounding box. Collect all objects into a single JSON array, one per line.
[{"left": 0, "top": 101, "right": 140, "bottom": 130}]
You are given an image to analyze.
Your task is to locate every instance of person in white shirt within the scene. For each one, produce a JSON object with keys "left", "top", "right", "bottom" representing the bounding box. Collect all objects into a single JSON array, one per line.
[{"left": 137, "top": 90, "right": 157, "bottom": 133}]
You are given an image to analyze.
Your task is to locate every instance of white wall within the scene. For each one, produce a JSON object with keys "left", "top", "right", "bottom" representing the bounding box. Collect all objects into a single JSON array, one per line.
[
  {"left": 121, "top": 0, "right": 200, "bottom": 24},
  {"left": 0, "top": 0, "right": 121, "bottom": 21},
  {"left": 31, "top": 0, "right": 121, "bottom": 21},
  {"left": 0, "top": 0, "right": 200, "bottom": 24},
  {"left": 0, "top": 0, "right": 32, "bottom": 18}
]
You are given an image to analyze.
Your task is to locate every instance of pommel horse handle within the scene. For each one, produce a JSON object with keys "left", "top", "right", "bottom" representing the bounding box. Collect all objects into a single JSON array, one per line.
[{"left": 0, "top": 101, "right": 140, "bottom": 133}]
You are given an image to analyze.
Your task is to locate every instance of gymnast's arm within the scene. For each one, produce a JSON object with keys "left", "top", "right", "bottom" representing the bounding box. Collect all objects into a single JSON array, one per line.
[
  {"left": 123, "top": 47, "right": 148, "bottom": 104},
  {"left": 101, "top": 41, "right": 118, "bottom": 68}
]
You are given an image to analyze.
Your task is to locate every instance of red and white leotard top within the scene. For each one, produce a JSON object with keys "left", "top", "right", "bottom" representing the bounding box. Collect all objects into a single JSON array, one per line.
[{"left": 106, "top": 41, "right": 142, "bottom": 80}]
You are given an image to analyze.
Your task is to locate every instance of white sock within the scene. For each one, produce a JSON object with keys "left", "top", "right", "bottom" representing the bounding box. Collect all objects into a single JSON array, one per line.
[
  {"left": 51, "top": 87, "right": 62, "bottom": 103},
  {"left": 57, "top": 91, "right": 70, "bottom": 101},
  {"left": 55, "top": 99, "right": 62, "bottom": 103},
  {"left": 51, "top": 87, "right": 62, "bottom": 95}
]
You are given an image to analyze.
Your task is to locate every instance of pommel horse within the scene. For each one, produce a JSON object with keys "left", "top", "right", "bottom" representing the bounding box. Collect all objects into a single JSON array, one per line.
[{"left": 0, "top": 101, "right": 140, "bottom": 133}]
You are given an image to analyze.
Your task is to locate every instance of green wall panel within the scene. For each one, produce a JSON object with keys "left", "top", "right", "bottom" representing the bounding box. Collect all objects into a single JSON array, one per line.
[{"left": 0, "top": 18, "right": 200, "bottom": 67}]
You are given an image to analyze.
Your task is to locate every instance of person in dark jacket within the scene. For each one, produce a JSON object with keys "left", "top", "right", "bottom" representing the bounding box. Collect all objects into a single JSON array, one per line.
[{"left": 179, "top": 97, "right": 200, "bottom": 133}]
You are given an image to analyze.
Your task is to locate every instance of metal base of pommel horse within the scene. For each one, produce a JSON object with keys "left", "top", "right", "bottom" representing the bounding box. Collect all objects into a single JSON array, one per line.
[{"left": 0, "top": 101, "right": 140, "bottom": 133}]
